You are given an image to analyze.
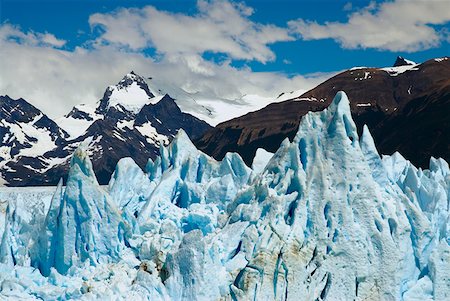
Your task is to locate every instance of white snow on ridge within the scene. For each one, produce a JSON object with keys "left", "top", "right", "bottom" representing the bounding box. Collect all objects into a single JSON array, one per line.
[
  {"left": 0, "top": 114, "right": 56, "bottom": 158},
  {"left": 147, "top": 76, "right": 291, "bottom": 126},
  {"left": 57, "top": 104, "right": 103, "bottom": 140},
  {"left": 40, "top": 156, "right": 71, "bottom": 173},
  {"left": 403, "top": 58, "right": 416, "bottom": 65},
  {"left": 346, "top": 61, "right": 420, "bottom": 78},
  {"left": 381, "top": 64, "right": 419, "bottom": 76},
  {"left": 349, "top": 66, "right": 367, "bottom": 70},
  {"left": 435, "top": 57, "right": 448, "bottom": 62},
  {"left": 58, "top": 116, "right": 93, "bottom": 139},
  {"left": 188, "top": 94, "right": 278, "bottom": 126},
  {"left": 292, "top": 97, "right": 326, "bottom": 102}
]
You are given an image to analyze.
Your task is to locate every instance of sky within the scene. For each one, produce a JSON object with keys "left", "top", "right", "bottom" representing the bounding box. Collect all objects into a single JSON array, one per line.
[{"left": 1, "top": 0, "right": 449, "bottom": 118}]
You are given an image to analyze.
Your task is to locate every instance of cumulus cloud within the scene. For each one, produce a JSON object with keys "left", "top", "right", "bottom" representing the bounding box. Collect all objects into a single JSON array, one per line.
[
  {"left": 0, "top": 24, "right": 330, "bottom": 119},
  {"left": 89, "top": 0, "right": 293, "bottom": 63},
  {"left": 0, "top": 24, "right": 67, "bottom": 48},
  {"left": 6, "top": 0, "right": 447, "bottom": 121},
  {"left": 289, "top": 0, "right": 450, "bottom": 52}
]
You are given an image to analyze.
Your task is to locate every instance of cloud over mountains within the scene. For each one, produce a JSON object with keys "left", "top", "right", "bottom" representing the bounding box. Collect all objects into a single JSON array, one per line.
[{"left": 1, "top": 0, "right": 449, "bottom": 118}]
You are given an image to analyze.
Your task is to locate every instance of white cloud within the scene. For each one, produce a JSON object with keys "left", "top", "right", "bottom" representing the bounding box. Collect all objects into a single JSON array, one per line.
[
  {"left": 289, "top": 0, "right": 450, "bottom": 52},
  {"left": 38, "top": 32, "right": 67, "bottom": 47},
  {"left": 0, "top": 24, "right": 66, "bottom": 48},
  {"left": 343, "top": 2, "right": 352, "bottom": 12},
  {"left": 0, "top": 24, "right": 331, "bottom": 119},
  {"left": 89, "top": 0, "right": 293, "bottom": 63}
]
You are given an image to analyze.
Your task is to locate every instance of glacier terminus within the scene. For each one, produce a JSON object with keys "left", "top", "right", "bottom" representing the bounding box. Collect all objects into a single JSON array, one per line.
[{"left": 0, "top": 91, "right": 449, "bottom": 300}]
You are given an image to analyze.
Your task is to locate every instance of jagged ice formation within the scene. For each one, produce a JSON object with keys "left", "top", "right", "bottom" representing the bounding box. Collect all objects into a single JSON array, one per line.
[{"left": 0, "top": 91, "right": 449, "bottom": 300}]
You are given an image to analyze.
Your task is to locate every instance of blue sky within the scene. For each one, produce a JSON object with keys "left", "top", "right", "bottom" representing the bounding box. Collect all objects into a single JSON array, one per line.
[{"left": 0, "top": 0, "right": 449, "bottom": 117}]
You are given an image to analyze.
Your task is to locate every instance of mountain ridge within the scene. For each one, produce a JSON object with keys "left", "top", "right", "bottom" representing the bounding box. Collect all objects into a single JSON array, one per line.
[
  {"left": 195, "top": 57, "right": 450, "bottom": 169},
  {"left": 0, "top": 73, "right": 212, "bottom": 186},
  {"left": 1, "top": 57, "right": 448, "bottom": 186}
]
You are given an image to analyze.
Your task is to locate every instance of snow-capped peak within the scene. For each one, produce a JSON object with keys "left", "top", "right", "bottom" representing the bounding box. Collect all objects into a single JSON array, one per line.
[
  {"left": 101, "top": 72, "right": 159, "bottom": 114},
  {"left": 393, "top": 56, "right": 416, "bottom": 67}
]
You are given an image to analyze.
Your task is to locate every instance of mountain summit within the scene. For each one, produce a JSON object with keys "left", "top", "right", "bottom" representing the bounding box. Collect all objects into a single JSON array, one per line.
[
  {"left": 0, "top": 72, "right": 212, "bottom": 186},
  {"left": 195, "top": 57, "right": 450, "bottom": 169},
  {"left": 393, "top": 56, "right": 416, "bottom": 67},
  {"left": 97, "top": 71, "right": 157, "bottom": 114}
]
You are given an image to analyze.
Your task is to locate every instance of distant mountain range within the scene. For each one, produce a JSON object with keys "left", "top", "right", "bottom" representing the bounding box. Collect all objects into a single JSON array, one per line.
[
  {"left": 1, "top": 57, "right": 448, "bottom": 185},
  {"left": 0, "top": 73, "right": 211, "bottom": 185},
  {"left": 196, "top": 57, "right": 450, "bottom": 169}
]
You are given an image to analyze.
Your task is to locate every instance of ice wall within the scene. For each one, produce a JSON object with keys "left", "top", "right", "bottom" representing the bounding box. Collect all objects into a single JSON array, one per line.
[{"left": 0, "top": 91, "right": 448, "bottom": 300}]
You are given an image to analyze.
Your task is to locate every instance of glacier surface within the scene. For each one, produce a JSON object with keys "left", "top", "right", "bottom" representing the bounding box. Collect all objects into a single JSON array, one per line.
[{"left": 0, "top": 91, "right": 449, "bottom": 300}]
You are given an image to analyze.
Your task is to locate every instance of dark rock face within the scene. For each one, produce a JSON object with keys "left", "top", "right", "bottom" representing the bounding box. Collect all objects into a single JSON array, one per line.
[
  {"left": 66, "top": 107, "right": 94, "bottom": 121},
  {"left": 0, "top": 96, "right": 67, "bottom": 141},
  {"left": 59, "top": 94, "right": 211, "bottom": 185},
  {"left": 0, "top": 95, "right": 69, "bottom": 185},
  {"left": 393, "top": 56, "right": 415, "bottom": 67},
  {"left": 195, "top": 58, "right": 450, "bottom": 168},
  {"left": 370, "top": 84, "right": 450, "bottom": 168},
  {"left": 0, "top": 75, "right": 212, "bottom": 186},
  {"left": 137, "top": 95, "right": 211, "bottom": 140}
]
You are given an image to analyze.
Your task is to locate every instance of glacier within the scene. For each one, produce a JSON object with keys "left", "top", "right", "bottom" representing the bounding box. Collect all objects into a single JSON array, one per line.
[{"left": 0, "top": 91, "right": 449, "bottom": 300}]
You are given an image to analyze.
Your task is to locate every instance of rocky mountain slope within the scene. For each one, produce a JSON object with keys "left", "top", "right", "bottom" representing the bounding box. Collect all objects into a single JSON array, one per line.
[
  {"left": 195, "top": 57, "right": 450, "bottom": 168},
  {"left": 1, "top": 92, "right": 449, "bottom": 300},
  {"left": 0, "top": 72, "right": 211, "bottom": 186},
  {"left": 1, "top": 57, "right": 448, "bottom": 186}
]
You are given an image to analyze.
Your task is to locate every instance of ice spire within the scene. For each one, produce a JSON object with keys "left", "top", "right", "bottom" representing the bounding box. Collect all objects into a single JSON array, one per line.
[
  {"left": 36, "top": 178, "right": 64, "bottom": 276},
  {"left": 0, "top": 202, "right": 30, "bottom": 267},
  {"left": 0, "top": 204, "right": 17, "bottom": 267},
  {"left": 48, "top": 146, "right": 129, "bottom": 274},
  {"left": 69, "top": 142, "right": 98, "bottom": 185},
  {"left": 108, "top": 157, "right": 152, "bottom": 213},
  {"left": 360, "top": 125, "right": 388, "bottom": 185}
]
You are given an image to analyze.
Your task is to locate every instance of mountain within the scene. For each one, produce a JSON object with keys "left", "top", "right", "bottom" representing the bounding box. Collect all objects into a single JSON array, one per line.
[
  {"left": 143, "top": 76, "right": 286, "bottom": 126},
  {"left": 0, "top": 95, "right": 69, "bottom": 185},
  {"left": 1, "top": 92, "right": 449, "bottom": 300},
  {"left": 0, "top": 72, "right": 212, "bottom": 186},
  {"left": 195, "top": 57, "right": 450, "bottom": 168},
  {"left": 393, "top": 56, "right": 416, "bottom": 67},
  {"left": 2, "top": 57, "right": 448, "bottom": 186}
]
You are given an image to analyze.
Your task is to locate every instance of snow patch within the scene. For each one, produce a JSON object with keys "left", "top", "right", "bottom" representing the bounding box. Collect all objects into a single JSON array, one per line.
[
  {"left": 349, "top": 66, "right": 367, "bottom": 70},
  {"left": 381, "top": 64, "right": 419, "bottom": 76},
  {"left": 434, "top": 57, "right": 448, "bottom": 62},
  {"left": 117, "top": 120, "right": 134, "bottom": 130},
  {"left": 135, "top": 122, "right": 169, "bottom": 145},
  {"left": 107, "top": 82, "right": 158, "bottom": 114}
]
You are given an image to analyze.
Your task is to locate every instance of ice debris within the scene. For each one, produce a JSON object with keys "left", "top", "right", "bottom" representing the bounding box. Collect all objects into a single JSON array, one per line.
[{"left": 0, "top": 91, "right": 449, "bottom": 300}]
